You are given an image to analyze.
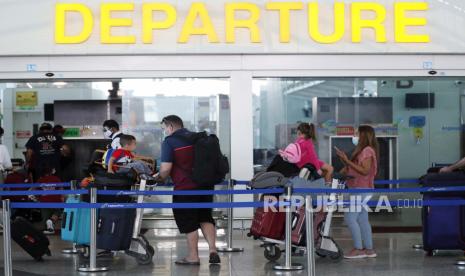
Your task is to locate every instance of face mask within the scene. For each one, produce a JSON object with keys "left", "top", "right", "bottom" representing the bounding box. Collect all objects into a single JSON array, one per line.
[
  {"left": 103, "top": 129, "right": 113, "bottom": 139},
  {"left": 352, "top": 136, "right": 359, "bottom": 146}
]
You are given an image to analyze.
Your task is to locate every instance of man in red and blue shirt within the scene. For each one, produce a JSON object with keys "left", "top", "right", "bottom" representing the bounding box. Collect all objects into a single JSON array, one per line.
[{"left": 154, "top": 115, "right": 220, "bottom": 265}]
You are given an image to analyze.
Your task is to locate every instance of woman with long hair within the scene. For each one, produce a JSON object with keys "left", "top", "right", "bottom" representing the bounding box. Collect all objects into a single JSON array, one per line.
[{"left": 335, "top": 125, "right": 379, "bottom": 259}]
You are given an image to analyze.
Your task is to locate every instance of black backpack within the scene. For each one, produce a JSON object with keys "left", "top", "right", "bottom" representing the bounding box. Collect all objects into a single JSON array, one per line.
[{"left": 176, "top": 131, "right": 230, "bottom": 185}]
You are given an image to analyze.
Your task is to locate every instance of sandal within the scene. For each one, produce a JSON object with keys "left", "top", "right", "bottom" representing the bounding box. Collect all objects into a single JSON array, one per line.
[
  {"left": 209, "top": 252, "right": 221, "bottom": 264},
  {"left": 175, "top": 258, "right": 200, "bottom": 265}
]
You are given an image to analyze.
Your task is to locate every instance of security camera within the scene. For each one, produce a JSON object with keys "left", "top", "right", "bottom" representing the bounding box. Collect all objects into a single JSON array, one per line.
[
  {"left": 428, "top": 70, "right": 437, "bottom": 75},
  {"left": 45, "top": 72, "right": 55, "bottom": 77},
  {"left": 380, "top": 80, "right": 387, "bottom": 86},
  {"left": 455, "top": 80, "right": 463, "bottom": 86}
]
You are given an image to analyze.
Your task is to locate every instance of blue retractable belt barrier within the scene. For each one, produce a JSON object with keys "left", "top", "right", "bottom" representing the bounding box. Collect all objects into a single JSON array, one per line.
[
  {"left": 9, "top": 199, "right": 465, "bottom": 210},
  {"left": 0, "top": 183, "right": 71, "bottom": 189}
]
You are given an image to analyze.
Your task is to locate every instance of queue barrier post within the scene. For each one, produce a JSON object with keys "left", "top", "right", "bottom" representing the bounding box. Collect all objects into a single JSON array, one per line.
[
  {"left": 274, "top": 185, "right": 303, "bottom": 271},
  {"left": 62, "top": 180, "right": 79, "bottom": 255},
  {"left": 3, "top": 199, "right": 12, "bottom": 276},
  {"left": 218, "top": 179, "right": 244, "bottom": 253},
  {"left": 78, "top": 188, "right": 108, "bottom": 273},
  {"left": 305, "top": 195, "right": 316, "bottom": 276}
]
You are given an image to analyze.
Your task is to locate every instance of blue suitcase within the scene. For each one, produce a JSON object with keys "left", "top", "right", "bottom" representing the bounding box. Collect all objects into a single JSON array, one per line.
[
  {"left": 422, "top": 171, "right": 465, "bottom": 254},
  {"left": 61, "top": 196, "right": 91, "bottom": 245},
  {"left": 97, "top": 208, "right": 136, "bottom": 251}
]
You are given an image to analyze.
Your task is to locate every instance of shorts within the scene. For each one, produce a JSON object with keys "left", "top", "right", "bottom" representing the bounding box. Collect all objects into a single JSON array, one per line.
[{"left": 172, "top": 194, "right": 215, "bottom": 234}]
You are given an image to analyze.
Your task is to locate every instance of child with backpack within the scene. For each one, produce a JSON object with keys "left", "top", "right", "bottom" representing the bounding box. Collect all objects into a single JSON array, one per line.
[{"left": 279, "top": 123, "right": 333, "bottom": 184}]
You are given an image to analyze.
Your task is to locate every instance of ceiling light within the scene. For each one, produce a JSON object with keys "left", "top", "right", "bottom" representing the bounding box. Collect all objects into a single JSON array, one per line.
[{"left": 52, "top": 81, "right": 67, "bottom": 86}]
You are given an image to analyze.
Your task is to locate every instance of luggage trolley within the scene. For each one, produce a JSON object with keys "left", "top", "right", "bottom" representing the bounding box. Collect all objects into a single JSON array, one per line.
[
  {"left": 248, "top": 168, "right": 346, "bottom": 262},
  {"left": 77, "top": 174, "right": 157, "bottom": 265}
]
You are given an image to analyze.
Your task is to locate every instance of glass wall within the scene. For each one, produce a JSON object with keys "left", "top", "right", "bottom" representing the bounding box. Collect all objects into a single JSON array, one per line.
[
  {"left": 121, "top": 78, "right": 231, "bottom": 162},
  {"left": 253, "top": 78, "right": 465, "bottom": 181}
]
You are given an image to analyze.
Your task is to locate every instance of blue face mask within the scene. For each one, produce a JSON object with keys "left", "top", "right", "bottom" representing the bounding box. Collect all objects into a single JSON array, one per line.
[{"left": 352, "top": 136, "right": 359, "bottom": 146}]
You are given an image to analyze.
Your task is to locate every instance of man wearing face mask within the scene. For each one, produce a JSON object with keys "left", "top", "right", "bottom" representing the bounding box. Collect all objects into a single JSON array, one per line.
[
  {"left": 154, "top": 115, "right": 220, "bottom": 266},
  {"left": 102, "top": 119, "right": 123, "bottom": 150}
]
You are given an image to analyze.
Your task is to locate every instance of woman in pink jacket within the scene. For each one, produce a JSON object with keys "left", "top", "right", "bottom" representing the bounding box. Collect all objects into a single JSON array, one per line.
[{"left": 281, "top": 123, "right": 333, "bottom": 183}]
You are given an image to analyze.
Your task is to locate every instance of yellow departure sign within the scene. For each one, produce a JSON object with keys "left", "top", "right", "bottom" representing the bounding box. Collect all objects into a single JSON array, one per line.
[{"left": 55, "top": 2, "right": 430, "bottom": 45}]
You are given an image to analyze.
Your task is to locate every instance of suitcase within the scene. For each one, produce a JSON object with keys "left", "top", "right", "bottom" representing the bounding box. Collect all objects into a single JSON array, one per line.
[
  {"left": 249, "top": 194, "right": 286, "bottom": 240},
  {"left": 97, "top": 208, "right": 136, "bottom": 251},
  {"left": 291, "top": 207, "right": 327, "bottom": 246},
  {"left": 421, "top": 171, "right": 465, "bottom": 252},
  {"left": 83, "top": 172, "right": 134, "bottom": 203},
  {"left": 61, "top": 196, "right": 91, "bottom": 245},
  {"left": 11, "top": 217, "right": 51, "bottom": 261}
]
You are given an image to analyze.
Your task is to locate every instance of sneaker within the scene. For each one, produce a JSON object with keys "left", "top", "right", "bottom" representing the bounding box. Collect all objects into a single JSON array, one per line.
[
  {"left": 344, "top": 249, "right": 367, "bottom": 259},
  {"left": 43, "top": 229, "right": 55, "bottom": 235},
  {"left": 365, "top": 249, "right": 377, "bottom": 258}
]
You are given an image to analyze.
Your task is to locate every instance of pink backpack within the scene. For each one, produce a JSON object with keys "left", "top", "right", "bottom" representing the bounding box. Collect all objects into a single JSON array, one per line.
[{"left": 279, "top": 143, "right": 302, "bottom": 164}]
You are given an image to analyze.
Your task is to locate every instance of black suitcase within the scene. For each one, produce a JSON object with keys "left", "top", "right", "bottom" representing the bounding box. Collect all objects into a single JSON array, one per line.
[
  {"left": 97, "top": 208, "right": 136, "bottom": 251},
  {"left": 11, "top": 217, "right": 51, "bottom": 261}
]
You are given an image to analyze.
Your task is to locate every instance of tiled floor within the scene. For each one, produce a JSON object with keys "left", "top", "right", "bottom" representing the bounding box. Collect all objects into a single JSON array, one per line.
[{"left": 3, "top": 227, "right": 465, "bottom": 276}]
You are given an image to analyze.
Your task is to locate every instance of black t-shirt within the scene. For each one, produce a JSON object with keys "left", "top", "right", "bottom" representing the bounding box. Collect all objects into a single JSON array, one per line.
[{"left": 25, "top": 133, "right": 64, "bottom": 172}]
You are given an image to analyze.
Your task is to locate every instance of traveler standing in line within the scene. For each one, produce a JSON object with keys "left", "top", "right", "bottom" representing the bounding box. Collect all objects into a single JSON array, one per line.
[
  {"left": 154, "top": 115, "right": 220, "bottom": 265},
  {"left": 335, "top": 125, "right": 378, "bottom": 259},
  {"left": 0, "top": 127, "right": 12, "bottom": 183},
  {"left": 103, "top": 119, "right": 123, "bottom": 150},
  {"left": 25, "top": 123, "right": 63, "bottom": 181}
]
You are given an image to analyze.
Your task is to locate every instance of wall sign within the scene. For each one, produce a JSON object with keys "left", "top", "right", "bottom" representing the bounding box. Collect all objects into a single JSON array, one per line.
[
  {"left": 16, "top": 92, "right": 38, "bottom": 108},
  {"left": 3, "top": 0, "right": 465, "bottom": 55}
]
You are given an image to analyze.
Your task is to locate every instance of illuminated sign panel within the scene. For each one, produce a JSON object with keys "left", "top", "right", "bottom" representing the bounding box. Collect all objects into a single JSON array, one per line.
[{"left": 54, "top": 2, "right": 429, "bottom": 45}]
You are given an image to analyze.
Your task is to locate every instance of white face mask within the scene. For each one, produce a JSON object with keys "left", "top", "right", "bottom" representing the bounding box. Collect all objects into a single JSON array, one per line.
[
  {"left": 352, "top": 136, "right": 359, "bottom": 146},
  {"left": 103, "top": 129, "right": 113, "bottom": 139}
]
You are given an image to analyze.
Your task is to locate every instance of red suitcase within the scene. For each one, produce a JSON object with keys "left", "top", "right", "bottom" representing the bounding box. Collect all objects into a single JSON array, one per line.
[
  {"left": 291, "top": 206, "right": 327, "bottom": 246},
  {"left": 249, "top": 208, "right": 285, "bottom": 240}
]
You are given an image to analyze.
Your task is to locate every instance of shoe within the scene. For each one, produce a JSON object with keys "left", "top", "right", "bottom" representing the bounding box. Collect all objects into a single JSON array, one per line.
[
  {"left": 209, "top": 252, "right": 221, "bottom": 264},
  {"left": 175, "top": 258, "right": 200, "bottom": 265},
  {"left": 344, "top": 248, "right": 367, "bottom": 259},
  {"left": 43, "top": 229, "right": 55, "bottom": 235},
  {"left": 365, "top": 249, "right": 377, "bottom": 258}
]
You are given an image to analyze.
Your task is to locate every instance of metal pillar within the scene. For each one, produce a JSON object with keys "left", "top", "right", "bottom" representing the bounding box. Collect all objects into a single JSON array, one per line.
[
  {"left": 218, "top": 179, "right": 244, "bottom": 253},
  {"left": 305, "top": 196, "right": 316, "bottom": 276},
  {"left": 3, "top": 199, "right": 12, "bottom": 276},
  {"left": 78, "top": 188, "right": 108, "bottom": 272},
  {"left": 274, "top": 185, "right": 303, "bottom": 271}
]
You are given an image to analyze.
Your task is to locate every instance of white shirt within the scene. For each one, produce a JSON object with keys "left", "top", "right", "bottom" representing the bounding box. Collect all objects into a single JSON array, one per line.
[
  {"left": 0, "top": 145, "right": 12, "bottom": 171},
  {"left": 111, "top": 131, "right": 122, "bottom": 150}
]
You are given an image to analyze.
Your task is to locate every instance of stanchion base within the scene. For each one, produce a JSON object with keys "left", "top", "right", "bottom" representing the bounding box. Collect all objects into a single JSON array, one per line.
[
  {"left": 412, "top": 244, "right": 423, "bottom": 250},
  {"left": 62, "top": 248, "right": 79, "bottom": 254},
  {"left": 455, "top": 260, "right": 465, "bottom": 266},
  {"left": 78, "top": 265, "right": 109, "bottom": 273},
  {"left": 273, "top": 264, "right": 304, "bottom": 271},
  {"left": 217, "top": 247, "right": 244, "bottom": 253}
]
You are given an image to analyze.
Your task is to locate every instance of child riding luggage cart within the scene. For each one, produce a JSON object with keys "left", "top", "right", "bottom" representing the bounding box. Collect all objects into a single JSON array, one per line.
[
  {"left": 67, "top": 152, "right": 158, "bottom": 265},
  {"left": 247, "top": 167, "right": 346, "bottom": 262}
]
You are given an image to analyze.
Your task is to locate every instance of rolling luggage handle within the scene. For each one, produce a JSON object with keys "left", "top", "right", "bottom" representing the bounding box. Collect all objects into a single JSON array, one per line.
[
  {"left": 78, "top": 188, "right": 109, "bottom": 273},
  {"left": 218, "top": 179, "right": 244, "bottom": 253},
  {"left": 3, "top": 199, "right": 13, "bottom": 276},
  {"left": 274, "top": 185, "right": 303, "bottom": 271},
  {"left": 62, "top": 180, "right": 80, "bottom": 255}
]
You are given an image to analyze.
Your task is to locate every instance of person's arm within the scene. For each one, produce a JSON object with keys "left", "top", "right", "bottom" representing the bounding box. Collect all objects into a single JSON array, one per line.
[
  {"left": 1, "top": 146, "right": 12, "bottom": 170},
  {"left": 154, "top": 162, "right": 173, "bottom": 182},
  {"left": 336, "top": 148, "right": 373, "bottom": 176},
  {"left": 440, "top": 158, "right": 465, "bottom": 173},
  {"left": 107, "top": 157, "right": 116, "bottom": 173}
]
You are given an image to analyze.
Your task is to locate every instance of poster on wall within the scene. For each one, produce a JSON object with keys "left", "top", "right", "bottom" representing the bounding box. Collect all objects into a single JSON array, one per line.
[
  {"left": 16, "top": 130, "right": 32, "bottom": 139},
  {"left": 16, "top": 91, "right": 38, "bottom": 110}
]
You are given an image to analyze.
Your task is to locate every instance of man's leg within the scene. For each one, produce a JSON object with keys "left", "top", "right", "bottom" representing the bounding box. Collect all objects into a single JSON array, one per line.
[
  {"left": 200, "top": 222, "right": 217, "bottom": 253},
  {"left": 185, "top": 230, "right": 200, "bottom": 261}
]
